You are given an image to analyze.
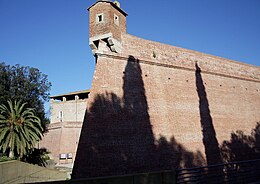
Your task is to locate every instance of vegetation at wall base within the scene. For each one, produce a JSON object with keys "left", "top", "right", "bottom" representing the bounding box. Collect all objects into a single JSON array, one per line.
[
  {"left": 21, "top": 148, "right": 51, "bottom": 167},
  {"left": 0, "top": 155, "right": 15, "bottom": 162}
]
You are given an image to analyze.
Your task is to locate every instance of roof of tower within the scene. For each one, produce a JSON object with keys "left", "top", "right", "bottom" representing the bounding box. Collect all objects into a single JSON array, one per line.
[{"left": 87, "top": 0, "right": 128, "bottom": 16}]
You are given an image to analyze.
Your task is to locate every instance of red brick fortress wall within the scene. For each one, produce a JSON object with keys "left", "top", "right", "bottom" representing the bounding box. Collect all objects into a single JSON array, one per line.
[
  {"left": 72, "top": 33, "right": 260, "bottom": 178},
  {"left": 72, "top": 1, "right": 260, "bottom": 179}
]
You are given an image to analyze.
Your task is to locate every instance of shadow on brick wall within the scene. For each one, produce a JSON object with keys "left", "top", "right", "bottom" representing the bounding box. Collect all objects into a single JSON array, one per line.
[
  {"left": 195, "top": 61, "right": 260, "bottom": 182},
  {"left": 195, "top": 62, "right": 224, "bottom": 181},
  {"left": 72, "top": 56, "right": 205, "bottom": 179},
  {"left": 220, "top": 122, "right": 260, "bottom": 182},
  {"left": 156, "top": 136, "right": 205, "bottom": 169},
  {"left": 221, "top": 122, "right": 260, "bottom": 162},
  {"left": 195, "top": 63, "right": 260, "bottom": 165},
  {"left": 195, "top": 62, "right": 222, "bottom": 165}
]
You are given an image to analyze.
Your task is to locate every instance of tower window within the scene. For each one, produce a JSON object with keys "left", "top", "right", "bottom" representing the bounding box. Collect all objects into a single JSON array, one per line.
[
  {"left": 98, "top": 15, "right": 102, "bottom": 22},
  {"left": 96, "top": 13, "right": 104, "bottom": 23},
  {"left": 114, "top": 14, "right": 119, "bottom": 25},
  {"left": 59, "top": 111, "right": 63, "bottom": 122}
]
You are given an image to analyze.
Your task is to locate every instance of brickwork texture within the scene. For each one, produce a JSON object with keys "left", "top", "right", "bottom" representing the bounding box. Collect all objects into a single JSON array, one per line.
[
  {"left": 40, "top": 96, "right": 87, "bottom": 164},
  {"left": 72, "top": 1, "right": 260, "bottom": 179}
]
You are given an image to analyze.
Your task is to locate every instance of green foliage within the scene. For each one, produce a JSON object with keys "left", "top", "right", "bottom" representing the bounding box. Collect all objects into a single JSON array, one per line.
[
  {"left": 0, "top": 156, "right": 15, "bottom": 162},
  {"left": 22, "top": 148, "right": 50, "bottom": 167},
  {"left": 0, "top": 100, "right": 43, "bottom": 158},
  {"left": 0, "top": 62, "right": 51, "bottom": 130}
]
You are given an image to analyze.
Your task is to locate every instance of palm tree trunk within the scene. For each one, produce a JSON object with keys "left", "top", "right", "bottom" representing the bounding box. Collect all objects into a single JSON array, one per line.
[
  {"left": 9, "top": 124, "right": 14, "bottom": 158},
  {"left": 9, "top": 149, "right": 13, "bottom": 158}
]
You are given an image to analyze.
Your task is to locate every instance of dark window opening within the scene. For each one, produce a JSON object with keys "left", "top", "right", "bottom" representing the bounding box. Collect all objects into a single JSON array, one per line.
[
  {"left": 153, "top": 51, "right": 156, "bottom": 58},
  {"left": 114, "top": 14, "right": 119, "bottom": 25},
  {"left": 59, "top": 111, "right": 63, "bottom": 122},
  {"left": 98, "top": 15, "right": 103, "bottom": 22}
]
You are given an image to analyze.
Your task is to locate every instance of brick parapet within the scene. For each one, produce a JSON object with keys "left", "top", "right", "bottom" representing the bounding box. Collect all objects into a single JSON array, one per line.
[
  {"left": 118, "top": 34, "right": 260, "bottom": 82},
  {"left": 96, "top": 52, "right": 260, "bottom": 84}
]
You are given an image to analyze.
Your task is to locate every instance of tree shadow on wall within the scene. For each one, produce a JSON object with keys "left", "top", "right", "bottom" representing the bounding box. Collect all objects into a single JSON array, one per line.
[
  {"left": 195, "top": 62, "right": 222, "bottom": 165},
  {"left": 195, "top": 62, "right": 224, "bottom": 182},
  {"left": 72, "top": 56, "right": 205, "bottom": 179},
  {"left": 220, "top": 122, "right": 260, "bottom": 183},
  {"left": 195, "top": 62, "right": 260, "bottom": 182},
  {"left": 156, "top": 136, "right": 205, "bottom": 170},
  {"left": 195, "top": 62, "right": 260, "bottom": 165},
  {"left": 221, "top": 122, "right": 260, "bottom": 162}
]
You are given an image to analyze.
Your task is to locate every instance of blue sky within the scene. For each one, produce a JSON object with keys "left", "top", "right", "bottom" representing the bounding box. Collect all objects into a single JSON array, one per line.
[{"left": 0, "top": 0, "right": 260, "bottom": 99}]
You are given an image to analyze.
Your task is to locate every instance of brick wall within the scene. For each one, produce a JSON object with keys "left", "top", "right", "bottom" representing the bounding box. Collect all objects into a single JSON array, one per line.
[
  {"left": 72, "top": 1, "right": 260, "bottom": 179},
  {"left": 89, "top": 1, "right": 126, "bottom": 42},
  {"left": 73, "top": 32, "right": 260, "bottom": 178},
  {"left": 39, "top": 122, "right": 82, "bottom": 164},
  {"left": 40, "top": 97, "right": 86, "bottom": 164},
  {"left": 39, "top": 123, "right": 62, "bottom": 163}
]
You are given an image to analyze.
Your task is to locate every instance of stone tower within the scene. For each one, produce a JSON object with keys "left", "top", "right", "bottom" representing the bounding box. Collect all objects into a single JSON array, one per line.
[{"left": 88, "top": 0, "right": 127, "bottom": 54}]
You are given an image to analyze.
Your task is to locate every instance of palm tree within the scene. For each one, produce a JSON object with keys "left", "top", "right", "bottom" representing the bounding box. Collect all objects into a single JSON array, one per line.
[{"left": 0, "top": 100, "right": 43, "bottom": 158}]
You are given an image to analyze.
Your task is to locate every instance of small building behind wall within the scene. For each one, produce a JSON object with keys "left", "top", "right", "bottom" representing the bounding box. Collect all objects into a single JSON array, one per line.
[{"left": 39, "top": 90, "right": 89, "bottom": 166}]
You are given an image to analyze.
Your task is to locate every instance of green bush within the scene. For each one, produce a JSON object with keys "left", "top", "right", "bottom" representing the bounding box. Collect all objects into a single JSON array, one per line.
[
  {"left": 0, "top": 156, "right": 15, "bottom": 162},
  {"left": 21, "top": 148, "right": 50, "bottom": 167}
]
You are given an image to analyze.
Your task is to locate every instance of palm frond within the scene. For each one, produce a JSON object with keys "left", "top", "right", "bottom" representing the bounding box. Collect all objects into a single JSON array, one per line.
[{"left": 0, "top": 100, "right": 43, "bottom": 157}]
